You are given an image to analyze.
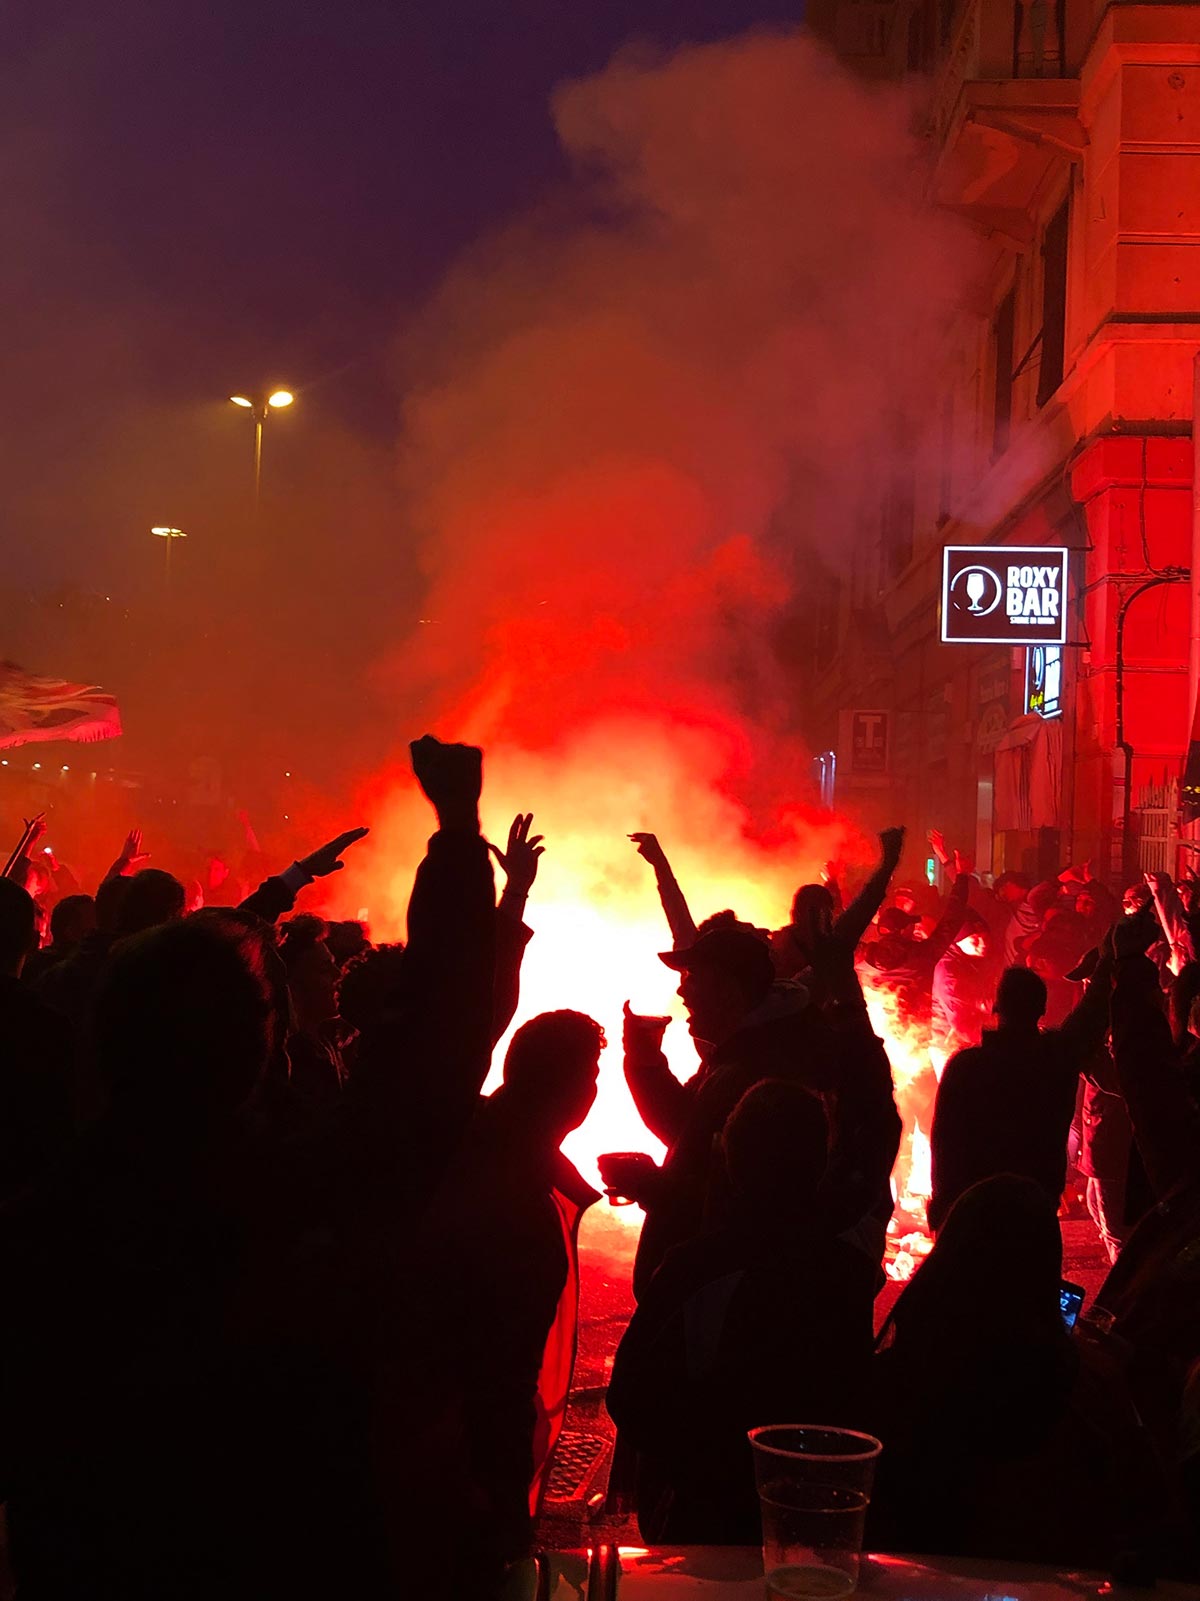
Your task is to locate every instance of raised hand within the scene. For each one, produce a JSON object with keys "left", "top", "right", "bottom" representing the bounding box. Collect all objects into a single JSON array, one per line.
[
  {"left": 622, "top": 999, "right": 671, "bottom": 1056},
  {"left": 629, "top": 832, "right": 668, "bottom": 870},
  {"left": 953, "top": 847, "right": 975, "bottom": 877},
  {"left": 880, "top": 826, "right": 906, "bottom": 865},
  {"left": 488, "top": 813, "right": 544, "bottom": 899},
  {"left": 117, "top": 828, "right": 150, "bottom": 875},
  {"left": 298, "top": 827, "right": 369, "bottom": 879},
  {"left": 928, "top": 828, "right": 949, "bottom": 866},
  {"left": 410, "top": 735, "right": 483, "bottom": 828},
  {"left": 820, "top": 859, "right": 844, "bottom": 886}
]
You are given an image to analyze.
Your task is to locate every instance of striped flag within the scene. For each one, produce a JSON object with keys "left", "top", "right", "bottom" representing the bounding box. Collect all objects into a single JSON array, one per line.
[{"left": 0, "top": 661, "right": 122, "bottom": 751}]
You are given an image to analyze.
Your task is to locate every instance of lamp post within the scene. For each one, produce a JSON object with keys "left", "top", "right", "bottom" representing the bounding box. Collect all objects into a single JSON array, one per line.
[
  {"left": 150, "top": 525, "right": 188, "bottom": 597},
  {"left": 229, "top": 389, "right": 294, "bottom": 525}
]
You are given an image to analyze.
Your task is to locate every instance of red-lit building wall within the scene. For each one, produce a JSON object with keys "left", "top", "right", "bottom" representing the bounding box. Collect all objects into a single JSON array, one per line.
[{"left": 807, "top": 1, "right": 1200, "bottom": 886}]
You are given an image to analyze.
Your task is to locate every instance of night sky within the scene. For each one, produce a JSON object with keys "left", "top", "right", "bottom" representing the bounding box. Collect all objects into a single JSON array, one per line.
[{"left": 3, "top": 0, "right": 804, "bottom": 591}]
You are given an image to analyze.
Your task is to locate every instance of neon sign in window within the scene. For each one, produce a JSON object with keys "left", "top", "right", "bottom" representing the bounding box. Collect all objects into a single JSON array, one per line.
[{"left": 1026, "top": 644, "right": 1062, "bottom": 719}]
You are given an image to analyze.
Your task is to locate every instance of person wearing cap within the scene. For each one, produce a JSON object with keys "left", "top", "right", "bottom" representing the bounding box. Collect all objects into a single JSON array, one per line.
[{"left": 617, "top": 923, "right": 847, "bottom": 1300}]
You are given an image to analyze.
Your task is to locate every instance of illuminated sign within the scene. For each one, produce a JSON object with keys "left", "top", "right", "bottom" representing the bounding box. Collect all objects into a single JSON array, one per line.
[
  {"left": 1026, "top": 643, "right": 1062, "bottom": 719},
  {"left": 941, "top": 545, "right": 1068, "bottom": 645}
]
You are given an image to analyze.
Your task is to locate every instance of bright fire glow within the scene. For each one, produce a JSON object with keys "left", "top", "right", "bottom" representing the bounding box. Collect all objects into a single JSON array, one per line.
[{"left": 337, "top": 715, "right": 934, "bottom": 1247}]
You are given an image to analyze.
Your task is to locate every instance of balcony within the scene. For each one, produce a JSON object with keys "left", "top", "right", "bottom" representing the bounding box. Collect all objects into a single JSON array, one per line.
[{"left": 926, "top": 0, "right": 1084, "bottom": 242}]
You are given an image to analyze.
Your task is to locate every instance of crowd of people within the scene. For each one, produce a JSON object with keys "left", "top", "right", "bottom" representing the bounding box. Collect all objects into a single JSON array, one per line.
[{"left": 1, "top": 749, "right": 1199, "bottom": 1596}]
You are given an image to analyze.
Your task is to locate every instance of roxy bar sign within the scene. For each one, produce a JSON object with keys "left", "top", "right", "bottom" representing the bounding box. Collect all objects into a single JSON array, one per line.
[{"left": 940, "top": 545, "right": 1068, "bottom": 646}]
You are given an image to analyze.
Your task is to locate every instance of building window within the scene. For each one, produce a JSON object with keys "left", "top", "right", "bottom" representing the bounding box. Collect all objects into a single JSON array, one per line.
[
  {"left": 992, "top": 286, "right": 1016, "bottom": 458},
  {"left": 1037, "top": 199, "right": 1070, "bottom": 407}
]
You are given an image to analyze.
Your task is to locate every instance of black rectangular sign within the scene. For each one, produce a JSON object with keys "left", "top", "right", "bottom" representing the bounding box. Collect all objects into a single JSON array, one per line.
[{"left": 941, "top": 546, "right": 1068, "bottom": 646}]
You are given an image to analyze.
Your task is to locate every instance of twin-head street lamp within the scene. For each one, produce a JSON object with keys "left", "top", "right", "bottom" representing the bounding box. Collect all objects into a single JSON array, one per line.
[
  {"left": 150, "top": 525, "right": 187, "bottom": 593},
  {"left": 229, "top": 388, "right": 295, "bottom": 521}
]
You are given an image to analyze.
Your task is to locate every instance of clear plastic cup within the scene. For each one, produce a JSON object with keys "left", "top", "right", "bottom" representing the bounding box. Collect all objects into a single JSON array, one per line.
[{"left": 748, "top": 1425, "right": 882, "bottom": 1599}]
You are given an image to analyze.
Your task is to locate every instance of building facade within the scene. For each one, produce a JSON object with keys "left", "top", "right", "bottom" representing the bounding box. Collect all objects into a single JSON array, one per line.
[{"left": 805, "top": 0, "right": 1200, "bottom": 885}]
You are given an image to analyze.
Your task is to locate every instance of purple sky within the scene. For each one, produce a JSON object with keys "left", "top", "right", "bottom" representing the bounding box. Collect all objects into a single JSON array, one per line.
[{"left": 2, "top": 0, "right": 805, "bottom": 579}]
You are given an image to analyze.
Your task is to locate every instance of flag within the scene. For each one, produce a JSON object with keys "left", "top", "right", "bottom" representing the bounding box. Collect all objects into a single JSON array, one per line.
[{"left": 0, "top": 661, "right": 122, "bottom": 751}]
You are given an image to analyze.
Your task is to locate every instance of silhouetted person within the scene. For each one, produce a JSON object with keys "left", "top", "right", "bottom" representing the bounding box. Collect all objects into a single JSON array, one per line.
[
  {"left": 0, "top": 735, "right": 495, "bottom": 1601},
  {"left": 616, "top": 925, "right": 840, "bottom": 1298},
  {"left": 931, "top": 911, "right": 994, "bottom": 1054},
  {"left": 864, "top": 857, "right": 971, "bottom": 1029},
  {"left": 870, "top": 1175, "right": 1158, "bottom": 1567},
  {"left": 23, "top": 893, "right": 96, "bottom": 984},
  {"left": 112, "top": 867, "right": 186, "bottom": 939},
  {"left": 608, "top": 1079, "right": 876, "bottom": 1543},
  {"left": 280, "top": 914, "right": 346, "bottom": 1116},
  {"left": 929, "top": 964, "right": 1109, "bottom": 1232},
  {"left": 771, "top": 828, "right": 904, "bottom": 992},
  {"left": 0, "top": 878, "right": 73, "bottom": 1203},
  {"left": 402, "top": 1010, "right": 603, "bottom": 1596}
]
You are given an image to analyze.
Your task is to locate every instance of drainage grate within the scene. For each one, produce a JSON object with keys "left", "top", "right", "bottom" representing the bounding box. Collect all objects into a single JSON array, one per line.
[{"left": 544, "top": 1431, "right": 609, "bottom": 1503}]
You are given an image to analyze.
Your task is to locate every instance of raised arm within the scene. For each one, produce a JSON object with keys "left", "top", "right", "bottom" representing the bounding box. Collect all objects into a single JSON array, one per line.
[
  {"left": 239, "top": 827, "right": 369, "bottom": 924},
  {"left": 99, "top": 827, "right": 149, "bottom": 887},
  {"left": 488, "top": 812, "right": 542, "bottom": 1044},
  {"left": 921, "top": 854, "right": 971, "bottom": 966},
  {"left": 629, "top": 833, "right": 698, "bottom": 951},
  {"left": 1146, "top": 871, "right": 1195, "bottom": 970},
  {"left": 348, "top": 738, "right": 496, "bottom": 1196},
  {"left": 623, "top": 1002, "right": 690, "bottom": 1146},
  {"left": 1110, "top": 912, "right": 1200, "bottom": 1201},
  {"left": 833, "top": 827, "right": 904, "bottom": 952}
]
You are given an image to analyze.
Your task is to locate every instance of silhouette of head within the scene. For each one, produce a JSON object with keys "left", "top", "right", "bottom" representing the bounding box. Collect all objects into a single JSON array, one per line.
[
  {"left": 723, "top": 1079, "right": 829, "bottom": 1226},
  {"left": 114, "top": 869, "right": 186, "bottom": 939},
  {"left": 994, "top": 871, "right": 1032, "bottom": 906},
  {"left": 789, "top": 883, "right": 834, "bottom": 944},
  {"left": 337, "top": 942, "right": 406, "bottom": 1033},
  {"left": 501, "top": 1010, "right": 604, "bottom": 1139},
  {"left": 92, "top": 914, "right": 279, "bottom": 1120},
  {"left": 878, "top": 906, "right": 920, "bottom": 940},
  {"left": 954, "top": 912, "right": 989, "bottom": 959},
  {"left": 1123, "top": 882, "right": 1152, "bottom": 916},
  {"left": 660, "top": 927, "right": 774, "bottom": 1045},
  {"left": 279, "top": 915, "right": 339, "bottom": 1032},
  {"left": 50, "top": 893, "right": 96, "bottom": 949},
  {"left": 994, "top": 966, "right": 1047, "bottom": 1029},
  {"left": 890, "top": 1174, "right": 1064, "bottom": 1353},
  {"left": 94, "top": 875, "right": 129, "bottom": 935},
  {"left": 325, "top": 920, "right": 370, "bottom": 969},
  {"left": 0, "top": 878, "right": 38, "bottom": 976}
]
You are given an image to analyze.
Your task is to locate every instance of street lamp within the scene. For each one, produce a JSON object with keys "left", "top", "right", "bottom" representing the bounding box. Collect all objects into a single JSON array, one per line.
[
  {"left": 228, "top": 388, "right": 296, "bottom": 523},
  {"left": 151, "top": 525, "right": 188, "bottom": 596}
]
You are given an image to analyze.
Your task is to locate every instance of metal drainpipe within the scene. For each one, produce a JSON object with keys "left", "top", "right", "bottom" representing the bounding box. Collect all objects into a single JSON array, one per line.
[{"left": 1117, "top": 575, "right": 1187, "bottom": 883}]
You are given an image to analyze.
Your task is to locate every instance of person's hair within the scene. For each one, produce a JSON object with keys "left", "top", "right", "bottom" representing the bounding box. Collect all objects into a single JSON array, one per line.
[
  {"left": 994, "top": 871, "right": 1032, "bottom": 895},
  {"left": 994, "top": 965, "right": 1047, "bottom": 1025},
  {"left": 337, "top": 942, "right": 407, "bottom": 1032},
  {"left": 790, "top": 882, "right": 834, "bottom": 927},
  {"left": 696, "top": 909, "right": 742, "bottom": 936},
  {"left": 94, "top": 875, "right": 129, "bottom": 935},
  {"left": 91, "top": 913, "right": 279, "bottom": 1117},
  {"left": 114, "top": 869, "right": 186, "bottom": 939},
  {"left": 1027, "top": 880, "right": 1061, "bottom": 919},
  {"left": 325, "top": 920, "right": 369, "bottom": 969},
  {"left": 50, "top": 893, "right": 95, "bottom": 947},
  {"left": 723, "top": 1079, "right": 829, "bottom": 1220},
  {"left": 0, "top": 877, "right": 37, "bottom": 970},
  {"left": 278, "top": 914, "right": 329, "bottom": 977},
  {"left": 505, "top": 1010, "right": 605, "bottom": 1082},
  {"left": 882, "top": 1174, "right": 1068, "bottom": 1360}
]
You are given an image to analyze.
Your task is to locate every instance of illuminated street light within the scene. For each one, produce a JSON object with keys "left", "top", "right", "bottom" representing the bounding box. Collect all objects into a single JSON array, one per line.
[
  {"left": 150, "top": 525, "right": 188, "bottom": 595},
  {"left": 228, "top": 388, "right": 297, "bottom": 524}
]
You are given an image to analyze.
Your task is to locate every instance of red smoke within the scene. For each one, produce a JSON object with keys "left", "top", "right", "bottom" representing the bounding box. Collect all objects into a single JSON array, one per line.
[{"left": 333, "top": 30, "right": 975, "bottom": 1188}]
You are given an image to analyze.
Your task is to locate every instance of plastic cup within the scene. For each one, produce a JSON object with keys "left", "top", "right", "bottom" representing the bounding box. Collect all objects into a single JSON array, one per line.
[{"left": 748, "top": 1425, "right": 881, "bottom": 1600}]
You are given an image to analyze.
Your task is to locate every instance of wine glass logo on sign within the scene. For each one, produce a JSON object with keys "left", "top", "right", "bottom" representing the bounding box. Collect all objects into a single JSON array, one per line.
[{"left": 950, "top": 564, "right": 1002, "bottom": 617}]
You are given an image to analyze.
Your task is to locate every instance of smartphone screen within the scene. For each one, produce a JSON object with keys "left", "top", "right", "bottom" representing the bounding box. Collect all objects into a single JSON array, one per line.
[{"left": 1059, "top": 1279, "right": 1085, "bottom": 1329}]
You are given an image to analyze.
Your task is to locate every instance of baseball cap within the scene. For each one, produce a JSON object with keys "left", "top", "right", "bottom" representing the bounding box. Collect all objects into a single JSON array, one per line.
[
  {"left": 659, "top": 926, "right": 774, "bottom": 993},
  {"left": 878, "top": 906, "right": 921, "bottom": 936}
]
